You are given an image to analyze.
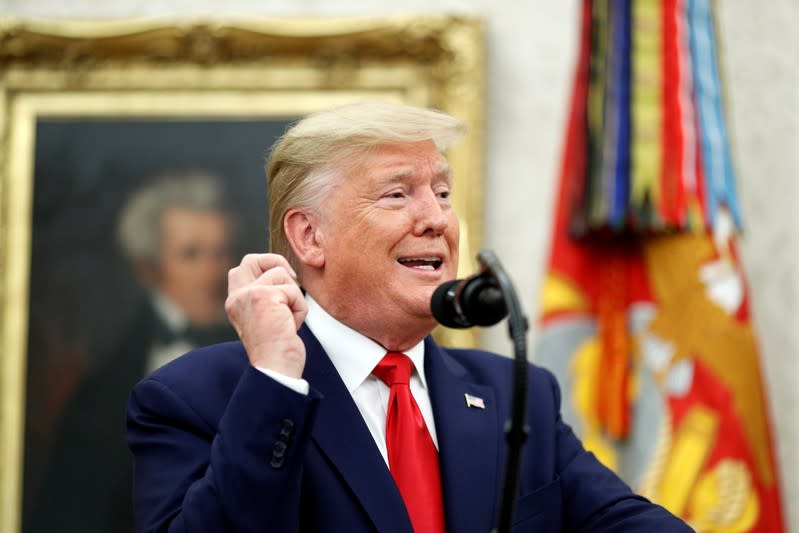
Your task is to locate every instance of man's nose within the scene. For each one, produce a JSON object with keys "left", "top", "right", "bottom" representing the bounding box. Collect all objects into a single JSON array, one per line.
[
  {"left": 413, "top": 192, "right": 449, "bottom": 236},
  {"left": 199, "top": 251, "right": 231, "bottom": 278}
]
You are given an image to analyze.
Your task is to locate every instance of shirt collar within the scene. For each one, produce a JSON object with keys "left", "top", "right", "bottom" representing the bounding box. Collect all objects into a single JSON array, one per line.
[
  {"left": 303, "top": 294, "right": 427, "bottom": 394},
  {"left": 150, "top": 290, "right": 188, "bottom": 333}
]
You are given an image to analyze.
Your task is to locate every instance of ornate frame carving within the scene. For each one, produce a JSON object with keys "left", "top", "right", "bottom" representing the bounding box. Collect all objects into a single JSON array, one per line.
[{"left": 0, "top": 16, "right": 484, "bottom": 531}]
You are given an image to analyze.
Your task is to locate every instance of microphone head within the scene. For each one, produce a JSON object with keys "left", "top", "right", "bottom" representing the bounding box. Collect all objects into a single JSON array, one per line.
[
  {"left": 431, "top": 279, "right": 471, "bottom": 328},
  {"left": 430, "top": 276, "right": 508, "bottom": 329},
  {"left": 461, "top": 279, "right": 507, "bottom": 327}
]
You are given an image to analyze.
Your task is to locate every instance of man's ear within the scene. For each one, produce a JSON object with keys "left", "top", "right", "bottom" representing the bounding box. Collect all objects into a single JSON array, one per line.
[{"left": 284, "top": 208, "right": 325, "bottom": 268}]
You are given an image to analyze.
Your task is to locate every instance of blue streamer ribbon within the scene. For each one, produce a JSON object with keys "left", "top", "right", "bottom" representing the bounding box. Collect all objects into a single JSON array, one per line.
[{"left": 688, "top": 0, "right": 743, "bottom": 230}]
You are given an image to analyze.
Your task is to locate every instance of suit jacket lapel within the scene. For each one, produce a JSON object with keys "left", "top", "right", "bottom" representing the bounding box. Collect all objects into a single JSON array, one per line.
[
  {"left": 425, "top": 338, "right": 500, "bottom": 533},
  {"left": 299, "top": 326, "right": 412, "bottom": 533}
]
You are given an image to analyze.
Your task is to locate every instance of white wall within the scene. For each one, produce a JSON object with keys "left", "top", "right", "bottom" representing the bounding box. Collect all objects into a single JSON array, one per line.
[
  {"left": 716, "top": 4, "right": 799, "bottom": 532},
  {"left": 2, "top": 0, "right": 796, "bottom": 530}
]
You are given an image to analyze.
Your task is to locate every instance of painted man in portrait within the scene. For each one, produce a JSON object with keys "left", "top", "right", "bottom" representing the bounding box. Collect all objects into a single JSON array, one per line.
[{"left": 28, "top": 171, "right": 239, "bottom": 533}]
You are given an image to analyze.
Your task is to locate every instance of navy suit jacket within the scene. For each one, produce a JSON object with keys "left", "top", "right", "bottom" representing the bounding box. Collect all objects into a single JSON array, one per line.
[{"left": 127, "top": 325, "right": 691, "bottom": 532}]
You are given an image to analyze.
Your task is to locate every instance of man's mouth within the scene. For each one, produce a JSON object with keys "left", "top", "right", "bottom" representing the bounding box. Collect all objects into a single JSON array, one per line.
[{"left": 397, "top": 256, "right": 443, "bottom": 271}]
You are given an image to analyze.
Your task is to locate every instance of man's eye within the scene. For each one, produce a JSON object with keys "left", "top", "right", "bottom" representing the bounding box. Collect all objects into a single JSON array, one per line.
[
  {"left": 180, "top": 246, "right": 200, "bottom": 260},
  {"left": 437, "top": 190, "right": 451, "bottom": 200},
  {"left": 388, "top": 192, "right": 405, "bottom": 199}
]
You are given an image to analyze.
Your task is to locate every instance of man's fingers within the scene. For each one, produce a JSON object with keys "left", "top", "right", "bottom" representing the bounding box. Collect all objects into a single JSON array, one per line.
[
  {"left": 253, "top": 254, "right": 296, "bottom": 278},
  {"left": 225, "top": 282, "right": 307, "bottom": 329},
  {"left": 229, "top": 253, "right": 297, "bottom": 291},
  {"left": 282, "top": 283, "right": 308, "bottom": 329},
  {"left": 254, "top": 267, "right": 297, "bottom": 288},
  {"left": 224, "top": 252, "right": 307, "bottom": 369}
]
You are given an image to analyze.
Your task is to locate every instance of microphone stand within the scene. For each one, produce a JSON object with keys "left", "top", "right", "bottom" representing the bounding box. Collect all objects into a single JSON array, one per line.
[{"left": 476, "top": 250, "right": 529, "bottom": 533}]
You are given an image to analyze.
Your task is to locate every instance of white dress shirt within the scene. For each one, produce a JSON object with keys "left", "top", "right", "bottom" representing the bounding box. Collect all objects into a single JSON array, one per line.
[
  {"left": 257, "top": 294, "right": 438, "bottom": 464},
  {"left": 146, "top": 291, "right": 194, "bottom": 373}
]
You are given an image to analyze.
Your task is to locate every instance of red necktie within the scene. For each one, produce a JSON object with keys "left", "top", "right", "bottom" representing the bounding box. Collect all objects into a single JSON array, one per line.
[{"left": 372, "top": 352, "right": 446, "bottom": 533}]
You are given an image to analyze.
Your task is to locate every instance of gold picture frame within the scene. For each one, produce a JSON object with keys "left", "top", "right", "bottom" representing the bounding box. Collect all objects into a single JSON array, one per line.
[{"left": 0, "top": 16, "right": 484, "bottom": 532}]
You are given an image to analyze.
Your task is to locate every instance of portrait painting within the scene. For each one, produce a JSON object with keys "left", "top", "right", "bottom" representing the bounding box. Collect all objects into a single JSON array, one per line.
[
  {"left": 0, "top": 16, "right": 484, "bottom": 532},
  {"left": 23, "top": 117, "right": 288, "bottom": 532}
]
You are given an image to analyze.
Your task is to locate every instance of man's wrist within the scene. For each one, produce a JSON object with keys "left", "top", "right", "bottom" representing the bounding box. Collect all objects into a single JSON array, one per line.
[{"left": 256, "top": 366, "right": 310, "bottom": 395}]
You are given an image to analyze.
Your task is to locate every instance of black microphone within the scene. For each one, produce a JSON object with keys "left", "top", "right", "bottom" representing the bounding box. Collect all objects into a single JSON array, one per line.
[{"left": 430, "top": 273, "right": 508, "bottom": 328}]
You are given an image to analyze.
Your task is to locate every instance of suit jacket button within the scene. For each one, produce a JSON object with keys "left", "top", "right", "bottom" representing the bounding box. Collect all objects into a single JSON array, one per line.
[
  {"left": 270, "top": 440, "right": 288, "bottom": 468},
  {"left": 273, "top": 440, "right": 287, "bottom": 458}
]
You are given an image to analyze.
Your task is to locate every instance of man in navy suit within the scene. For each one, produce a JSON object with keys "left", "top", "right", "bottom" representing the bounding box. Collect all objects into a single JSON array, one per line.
[{"left": 127, "top": 101, "right": 692, "bottom": 532}]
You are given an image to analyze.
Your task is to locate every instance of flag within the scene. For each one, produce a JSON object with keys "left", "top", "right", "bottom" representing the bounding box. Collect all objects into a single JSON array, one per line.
[
  {"left": 464, "top": 393, "right": 486, "bottom": 410},
  {"left": 535, "top": 1, "right": 786, "bottom": 531}
]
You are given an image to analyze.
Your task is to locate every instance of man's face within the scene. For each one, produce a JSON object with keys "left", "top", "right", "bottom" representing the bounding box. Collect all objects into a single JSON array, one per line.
[
  {"left": 313, "top": 140, "right": 460, "bottom": 343},
  {"left": 154, "top": 207, "right": 233, "bottom": 327}
]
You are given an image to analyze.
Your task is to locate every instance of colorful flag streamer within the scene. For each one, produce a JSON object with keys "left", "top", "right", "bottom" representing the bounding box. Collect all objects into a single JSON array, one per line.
[
  {"left": 536, "top": 1, "right": 786, "bottom": 531},
  {"left": 569, "top": 0, "right": 741, "bottom": 236}
]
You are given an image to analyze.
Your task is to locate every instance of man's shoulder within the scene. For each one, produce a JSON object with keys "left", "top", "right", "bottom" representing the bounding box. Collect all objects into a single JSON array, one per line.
[
  {"left": 138, "top": 340, "right": 249, "bottom": 396},
  {"left": 435, "top": 344, "right": 558, "bottom": 390},
  {"left": 438, "top": 345, "right": 512, "bottom": 371}
]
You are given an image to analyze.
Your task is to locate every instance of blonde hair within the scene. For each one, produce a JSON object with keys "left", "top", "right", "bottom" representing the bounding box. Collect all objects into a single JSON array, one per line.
[{"left": 267, "top": 100, "right": 466, "bottom": 272}]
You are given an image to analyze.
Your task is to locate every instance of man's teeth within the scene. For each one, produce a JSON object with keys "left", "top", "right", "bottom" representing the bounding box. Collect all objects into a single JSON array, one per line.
[{"left": 398, "top": 257, "right": 441, "bottom": 270}]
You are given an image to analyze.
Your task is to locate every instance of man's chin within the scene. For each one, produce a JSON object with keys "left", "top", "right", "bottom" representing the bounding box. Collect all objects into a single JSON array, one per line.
[{"left": 405, "top": 299, "right": 440, "bottom": 326}]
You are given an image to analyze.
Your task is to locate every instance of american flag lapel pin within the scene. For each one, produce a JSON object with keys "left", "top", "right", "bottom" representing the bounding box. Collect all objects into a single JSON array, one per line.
[{"left": 464, "top": 393, "right": 485, "bottom": 409}]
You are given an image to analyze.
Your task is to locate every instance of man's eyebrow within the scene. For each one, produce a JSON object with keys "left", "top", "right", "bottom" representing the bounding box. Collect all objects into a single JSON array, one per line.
[
  {"left": 379, "top": 163, "right": 453, "bottom": 183},
  {"left": 433, "top": 163, "right": 453, "bottom": 182}
]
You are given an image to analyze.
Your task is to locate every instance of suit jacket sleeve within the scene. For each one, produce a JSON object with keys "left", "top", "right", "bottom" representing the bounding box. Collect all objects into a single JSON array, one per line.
[
  {"left": 127, "top": 365, "right": 320, "bottom": 533},
  {"left": 540, "top": 368, "right": 693, "bottom": 532}
]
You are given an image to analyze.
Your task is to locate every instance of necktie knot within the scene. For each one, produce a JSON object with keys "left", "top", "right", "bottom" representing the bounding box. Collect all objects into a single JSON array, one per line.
[{"left": 373, "top": 352, "right": 412, "bottom": 386}]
